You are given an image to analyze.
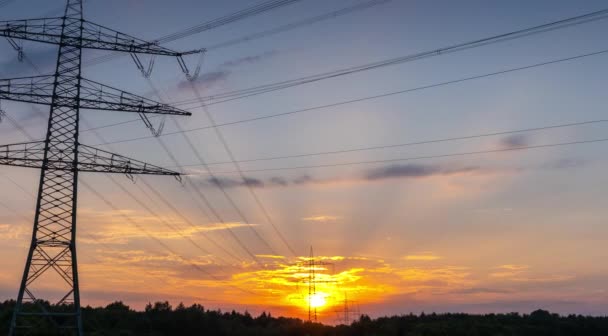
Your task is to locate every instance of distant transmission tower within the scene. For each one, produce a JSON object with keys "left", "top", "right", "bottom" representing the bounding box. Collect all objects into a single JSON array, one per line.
[
  {"left": 0, "top": 1, "right": 201, "bottom": 334},
  {"left": 334, "top": 292, "right": 361, "bottom": 325},
  {"left": 299, "top": 246, "right": 334, "bottom": 322}
]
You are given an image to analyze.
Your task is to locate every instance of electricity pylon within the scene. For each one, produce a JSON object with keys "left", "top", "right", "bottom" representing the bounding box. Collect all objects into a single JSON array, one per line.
[
  {"left": 298, "top": 247, "right": 334, "bottom": 322},
  {"left": 0, "top": 1, "right": 201, "bottom": 334},
  {"left": 334, "top": 292, "right": 361, "bottom": 325}
]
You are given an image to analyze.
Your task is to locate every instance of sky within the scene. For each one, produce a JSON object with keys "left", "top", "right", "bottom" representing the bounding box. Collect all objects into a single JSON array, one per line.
[{"left": 1, "top": 0, "right": 608, "bottom": 323}]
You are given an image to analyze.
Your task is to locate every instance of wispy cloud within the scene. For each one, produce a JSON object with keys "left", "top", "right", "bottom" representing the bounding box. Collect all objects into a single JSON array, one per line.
[
  {"left": 255, "top": 254, "right": 286, "bottom": 260},
  {"left": 178, "top": 50, "right": 278, "bottom": 90},
  {"left": 489, "top": 264, "right": 530, "bottom": 278},
  {"left": 302, "top": 215, "right": 341, "bottom": 223},
  {"left": 403, "top": 253, "right": 442, "bottom": 261},
  {"left": 0, "top": 223, "right": 26, "bottom": 240},
  {"left": 499, "top": 134, "right": 530, "bottom": 149},
  {"left": 179, "top": 70, "right": 230, "bottom": 90},
  {"left": 219, "top": 50, "right": 277, "bottom": 68},
  {"left": 194, "top": 163, "right": 492, "bottom": 190},
  {"left": 365, "top": 164, "right": 479, "bottom": 181}
]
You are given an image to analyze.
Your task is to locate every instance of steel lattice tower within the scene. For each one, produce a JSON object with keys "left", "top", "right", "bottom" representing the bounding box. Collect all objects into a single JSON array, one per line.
[
  {"left": 299, "top": 247, "right": 334, "bottom": 322},
  {"left": 333, "top": 292, "right": 360, "bottom": 325},
  {"left": 0, "top": 1, "right": 201, "bottom": 334}
]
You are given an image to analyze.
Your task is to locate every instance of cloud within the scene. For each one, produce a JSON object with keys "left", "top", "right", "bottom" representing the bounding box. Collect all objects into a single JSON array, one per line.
[
  {"left": 497, "top": 264, "right": 529, "bottom": 271},
  {"left": 0, "top": 223, "right": 27, "bottom": 240},
  {"left": 177, "top": 70, "right": 230, "bottom": 90},
  {"left": 293, "top": 175, "right": 315, "bottom": 185},
  {"left": 207, "top": 176, "right": 264, "bottom": 188},
  {"left": 177, "top": 50, "right": 278, "bottom": 90},
  {"left": 269, "top": 177, "right": 288, "bottom": 186},
  {"left": 78, "top": 208, "right": 258, "bottom": 244},
  {"left": 219, "top": 51, "right": 277, "bottom": 68},
  {"left": 200, "top": 175, "right": 314, "bottom": 189},
  {"left": 365, "top": 164, "right": 479, "bottom": 181},
  {"left": 500, "top": 134, "right": 529, "bottom": 149},
  {"left": 403, "top": 254, "right": 442, "bottom": 261},
  {"left": 302, "top": 215, "right": 341, "bottom": 223},
  {"left": 255, "top": 254, "right": 286, "bottom": 260},
  {"left": 489, "top": 264, "right": 530, "bottom": 278},
  {"left": 195, "top": 163, "right": 490, "bottom": 190},
  {"left": 449, "top": 287, "right": 514, "bottom": 295}
]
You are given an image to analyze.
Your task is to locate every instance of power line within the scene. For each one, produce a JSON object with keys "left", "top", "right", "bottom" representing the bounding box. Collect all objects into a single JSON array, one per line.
[
  {"left": 187, "top": 80, "right": 299, "bottom": 257},
  {"left": 107, "top": 174, "right": 242, "bottom": 265},
  {"left": 16, "top": 8, "right": 608, "bottom": 141},
  {"left": 79, "top": 118, "right": 247, "bottom": 265},
  {"left": 0, "top": 175, "right": 218, "bottom": 301},
  {"left": 87, "top": 49, "right": 608, "bottom": 146},
  {"left": 156, "top": 0, "right": 304, "bottom": 44},
  {"left": 171, "top": 8, "right": 608, "bottom": 107},
  {"left": 140, "top": 176, "right": 260, "bottom": 265},
  {"left": 185, "top": 138, "right": 608, "bottom": 174},
  {"left": 142, "top": 78, "right": 280, "bottom": 262},
  {"left": 79, "top": 178, "right": 262, "bottom": 297},
  {"left": 169, "top": 119, "right": 608, "bottom": 167},
  {"left": 77, "top": 10, "right": 608, "bottom": 137},
  {"left": 204, "top": 0, "right": 392, "bottom": 51},
  {"left": 84, "top": 0, "right": 304, "bottom": 67}
]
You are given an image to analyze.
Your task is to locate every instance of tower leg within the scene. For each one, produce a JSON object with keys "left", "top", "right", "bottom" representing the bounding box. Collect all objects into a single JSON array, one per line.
[{"left": 9, "top": 1, "right": 84, "bottom": 334}]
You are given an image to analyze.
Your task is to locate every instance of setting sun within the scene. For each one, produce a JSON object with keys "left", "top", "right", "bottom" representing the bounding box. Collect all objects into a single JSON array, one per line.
[{"left": 308, "top": 293, "right": 327, "bottom": 309}]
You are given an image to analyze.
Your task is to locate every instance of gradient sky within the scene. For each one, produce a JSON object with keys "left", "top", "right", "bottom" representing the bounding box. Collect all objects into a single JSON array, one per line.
[{"left": 1, "top": 0, "right": 608, "bottom": 323}]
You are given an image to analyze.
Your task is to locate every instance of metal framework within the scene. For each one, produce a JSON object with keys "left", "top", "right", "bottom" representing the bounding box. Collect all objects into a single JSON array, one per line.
[
  {"left": 333, "top": 292, "right": 360, "bottom": 325},
  {"left": 0, "top": 1, "right": 200, "bottom": 334},
  {"left": 299, "top": 247, "right": 334, "bottom": 322}
]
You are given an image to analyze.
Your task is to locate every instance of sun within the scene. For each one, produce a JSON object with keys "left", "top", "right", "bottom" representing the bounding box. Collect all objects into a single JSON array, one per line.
[{"left": 308, "top": 293, "right": 327, "bottom": 308}]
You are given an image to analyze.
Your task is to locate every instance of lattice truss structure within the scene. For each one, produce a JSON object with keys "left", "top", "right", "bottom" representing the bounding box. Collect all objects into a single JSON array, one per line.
[{"left": 0, "top": 1, "right": 200, "bottom": 334}]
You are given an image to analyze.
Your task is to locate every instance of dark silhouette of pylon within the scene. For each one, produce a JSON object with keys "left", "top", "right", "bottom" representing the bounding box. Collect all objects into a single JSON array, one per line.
[
  {"left": 298, "top": 246, "right": 334, "bottom": 322},
  {"left": 334, "top": 292, "right": 361, "bottom": 325},
  {"left": 0, "top": 1, "right": 201, "bottom": 334}
]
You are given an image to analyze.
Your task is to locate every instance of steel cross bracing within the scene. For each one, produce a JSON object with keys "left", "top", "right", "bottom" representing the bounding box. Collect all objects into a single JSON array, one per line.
[{"left": 0, "top": 1, "right": 200, "bottom": 334}]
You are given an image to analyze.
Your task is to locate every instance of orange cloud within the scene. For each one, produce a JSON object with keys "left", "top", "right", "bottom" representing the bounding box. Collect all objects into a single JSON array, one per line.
[
  {"left": 302, "top": 215, "right": 341, "bottom": 223},
  {"left": 403, "top": 253, "right": 442, "bottom": 261}
]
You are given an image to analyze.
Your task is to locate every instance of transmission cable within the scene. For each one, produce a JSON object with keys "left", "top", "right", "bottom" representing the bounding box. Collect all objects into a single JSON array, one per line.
[
  {"left": 167, "top": 119, "right": 608, "bottom": 168},
  {"left": 80, "top": 120, "right": 246, "bottom": 265},
  {"left": 80, "top": 178, "right": 262, "bottom": 296},
  {"left": 170, "top": 8, "right": 608, "bottom": 107},
  {"left": 204, "top": 0, "right": 392, "bottom": 51},
  {"left": 143, "top": 79, "right": 281, "bottom": 261},
  {"left": 185, "top": 138, "right": 608, "bottom": 174},
  {"left": 186, "top": 81, "right": 299, "bottom": 258},
  {"left": 87, "top": 48, "right": 608, "bottom": 146},
  {"left": 77, "top": 10, "right": 608, "bottom": 135},
  {"left": 84, "top": 0, "right": 304, "bottom": 67}
]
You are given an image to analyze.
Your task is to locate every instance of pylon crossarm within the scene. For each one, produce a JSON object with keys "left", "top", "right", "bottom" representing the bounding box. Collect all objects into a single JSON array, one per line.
[
  {"left": 0, "top": 141, "right": 45, "bottom": 169},
  {"left": 80, "top": 79, "right": 191, "bottom": 115},
  {"left": 0, "top": 75, "right": 55, "bottom": 105},
  {"left": 1, "top": 17, "right": 201, "bottom": 56},
  {"left": 0, "top": 141, "right": 180, "bottom": 175},
  {"left": 78, "top": 145, "right": 180, "bottom": 176},
  {"left": 0, "top": 17, "right": 65, "bottom": 44},
  {"left": 0, "top": 75, "right": 191, "bottom": 115}
]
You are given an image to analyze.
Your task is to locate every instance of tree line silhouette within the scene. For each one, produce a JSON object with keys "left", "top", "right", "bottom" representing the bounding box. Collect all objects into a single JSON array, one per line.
[{"left": 2, "top": 300, "right": 608, "bottom": 335}]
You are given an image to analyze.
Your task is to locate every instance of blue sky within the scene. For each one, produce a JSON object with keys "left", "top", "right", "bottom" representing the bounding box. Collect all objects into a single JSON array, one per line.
[{"left": 1, "top": 0, "right": 608, "bottom": 321}]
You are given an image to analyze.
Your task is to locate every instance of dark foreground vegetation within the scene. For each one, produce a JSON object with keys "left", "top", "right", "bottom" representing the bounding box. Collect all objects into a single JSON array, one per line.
[{"left": 2, "top": 300, "right": 608, "bottom": 335}]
